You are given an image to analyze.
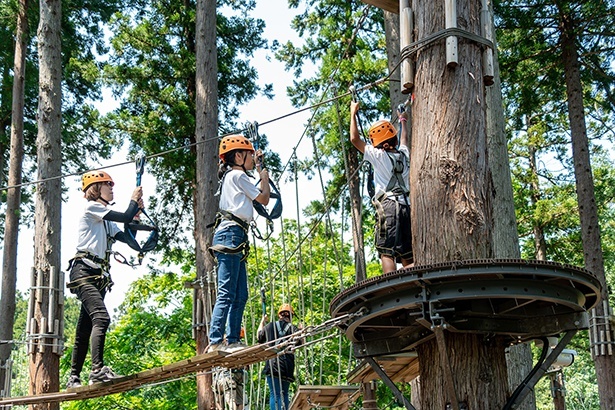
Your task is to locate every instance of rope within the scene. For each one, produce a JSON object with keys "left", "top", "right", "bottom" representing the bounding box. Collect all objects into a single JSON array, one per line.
[
  {"left": 399, "top": 26, "right": 494, "bottom": 61},
  {"left": 0, "top": 79, "right": 388, "bottom": 194}
]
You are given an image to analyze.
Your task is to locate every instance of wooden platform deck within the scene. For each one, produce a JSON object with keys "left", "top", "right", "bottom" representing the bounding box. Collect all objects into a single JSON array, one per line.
[
  {"left": 289, "top": 385, "right": 360, "bottom": 410},
  {"left": 0, "top": 344, "right": 277, "bottom": 406},
  {"left": 360, "top": 0, "right": 398, "bottom": 14},
  {"left": 347, "top": 352, "right": 419, "bottom": 384}
]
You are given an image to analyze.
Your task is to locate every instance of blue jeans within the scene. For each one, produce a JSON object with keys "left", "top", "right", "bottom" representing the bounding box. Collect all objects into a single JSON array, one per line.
[
  {"left": 208, "top": 225, "right": 248, "bottom": 345},
  {"left": 266, "top": 375, "right": 290, "bottom": 410}
]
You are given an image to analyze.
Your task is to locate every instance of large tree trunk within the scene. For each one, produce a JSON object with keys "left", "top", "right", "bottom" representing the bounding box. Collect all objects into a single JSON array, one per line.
[
  {"left": 560, "top": 11, "right": 615, "bottom": 410},
  {"left": 0, "top": 0, "right": 28, "bottom": 396},
  {"left": 410, "top": 0, "right": 508, "bottom": 407},
  {"left": 194, "top": 0, "right": 219, "bottom": 408},
  {"left": 29, "top": 0, "right": 63, "bottom": 407}
]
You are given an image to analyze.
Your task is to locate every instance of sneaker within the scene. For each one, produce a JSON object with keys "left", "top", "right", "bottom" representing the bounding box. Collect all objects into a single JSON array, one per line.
[
  {"left": 88, "top": 366, "right": 122, "bottom": 385},
  {"left": 224, "top": 342, "right": 246, "bottom": 353},
  {"left": 66, "top": 375, "right": 82, "bottom": 389},
  {"left": 207, "top": 343, "right": 225, "bottom": 353}
]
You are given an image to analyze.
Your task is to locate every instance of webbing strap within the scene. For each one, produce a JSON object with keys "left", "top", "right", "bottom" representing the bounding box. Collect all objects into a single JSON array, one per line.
[
  {"left": 212, "top": 210, "right": 250, "bottom": 233},
  {"left": 384, "top": 150, "right": 409, "bottom": 195}
]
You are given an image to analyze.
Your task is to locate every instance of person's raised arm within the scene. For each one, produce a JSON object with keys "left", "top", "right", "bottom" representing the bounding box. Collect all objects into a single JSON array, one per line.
[
  {"left": 257, "top": 315, "right": 268, "bottom": 343},
  {"left": 254, "top": 150, "right": 270, "bottom": 205},
  {"left": 350, "top": 101, "right": 366, "bottom": 153},
  {"left": 103, "top": 186, "right": 143, "bottom": 223}
]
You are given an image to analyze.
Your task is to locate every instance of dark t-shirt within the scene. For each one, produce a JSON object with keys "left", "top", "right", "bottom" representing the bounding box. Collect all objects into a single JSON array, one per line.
[{"left": 257, "top": 320, "right": 299, "bottom": 381}]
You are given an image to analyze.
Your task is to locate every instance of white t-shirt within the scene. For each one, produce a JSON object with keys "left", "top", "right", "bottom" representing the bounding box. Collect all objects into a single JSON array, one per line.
[
  {"left": 75, "top": 201, "right": 121, "bottom": 260},
  {"left": 218, "top": 169, "right": 261, "bottom": 228},
  {"left": 363, "top": 144, "right": 410, "bottom": 196}
]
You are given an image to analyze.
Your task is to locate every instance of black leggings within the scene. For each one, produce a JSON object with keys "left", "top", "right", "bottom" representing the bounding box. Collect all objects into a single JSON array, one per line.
[{"left": 69, "top": 261, "right": 110, "bottom": 376}]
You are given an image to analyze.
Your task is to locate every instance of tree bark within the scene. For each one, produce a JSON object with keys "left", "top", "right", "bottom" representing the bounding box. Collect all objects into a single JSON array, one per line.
[
  {"left": 0, "top": 0, "right": 28, "bottom": 395},
  {"left": 411, "top": 0, "right": 508, "bottom": 407},
  {"left": 194, "top": 0, "right": 219, "bottom": 408},
  {"left": 29, "top": 0, "right": 63, "bottom": 407},
  {"left": 559, "top": 10, "right": 615, "bottom": 410}
]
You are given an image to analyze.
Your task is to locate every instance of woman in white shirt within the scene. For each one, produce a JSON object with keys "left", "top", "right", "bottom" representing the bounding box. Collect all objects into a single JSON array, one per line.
[{"left": 65, "top": 170, "right": 143, "bottom": 388}]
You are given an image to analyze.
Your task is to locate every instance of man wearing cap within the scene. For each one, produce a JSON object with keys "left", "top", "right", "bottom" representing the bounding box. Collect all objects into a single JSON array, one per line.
[{"left": 257, "top": 304, "right": 302, "bottom": 410}]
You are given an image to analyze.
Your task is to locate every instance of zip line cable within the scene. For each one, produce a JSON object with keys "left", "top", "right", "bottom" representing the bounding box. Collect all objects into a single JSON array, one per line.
[
  {"left": 1, "top": 3, "right": 406, "bottom": 204},
  {"left": 0, "top": 80, "right": 389, "bottom": 194}
]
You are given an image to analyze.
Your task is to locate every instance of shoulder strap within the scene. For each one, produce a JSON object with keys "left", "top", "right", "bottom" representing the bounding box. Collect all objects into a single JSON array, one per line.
[
  {"left": 384, "top": 151, "right": 409, "bottom": 195},
  {"left": 275, "top": 320, "right": 291, "bottom": 339}
]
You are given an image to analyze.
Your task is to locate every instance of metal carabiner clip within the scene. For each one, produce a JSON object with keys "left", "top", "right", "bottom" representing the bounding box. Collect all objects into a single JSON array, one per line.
[{"left": 135, "top": 152, "right": 146, "bottom": 187}]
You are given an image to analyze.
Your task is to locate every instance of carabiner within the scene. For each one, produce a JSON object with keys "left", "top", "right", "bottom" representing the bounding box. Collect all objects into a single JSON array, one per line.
[{"left": 135, "top": 152, "right": 146, "bottom": 187}]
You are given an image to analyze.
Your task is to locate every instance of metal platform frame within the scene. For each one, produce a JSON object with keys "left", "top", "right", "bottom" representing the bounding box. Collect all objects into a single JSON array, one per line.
[{"left": 330, "top": 259, "right": 602, "bottom": 410}]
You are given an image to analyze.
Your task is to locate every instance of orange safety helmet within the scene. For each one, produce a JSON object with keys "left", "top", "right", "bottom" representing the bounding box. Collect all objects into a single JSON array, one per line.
[
  {"left": 278, "top": 303, "right": 295, "bottom": 315},
  {"left": 368, "top": 120, "right": 397, "bottom": 147},
  {"left": 219, "top": 135, "right": 255, "bottom": 159},
  {"left": 82, "top": 170, "right": 114, "bottom": 192}
]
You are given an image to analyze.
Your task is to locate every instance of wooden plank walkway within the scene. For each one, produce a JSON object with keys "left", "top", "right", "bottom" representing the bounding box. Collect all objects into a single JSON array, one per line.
[
  {"left": 0, "top": 344, "right": 277, "bottom": 406},
  {"left": 347, "top": 352, "right": 419, "bottom": 384},
  {"left": 289, "top": 385, "right": 360, "bottom": 410}
]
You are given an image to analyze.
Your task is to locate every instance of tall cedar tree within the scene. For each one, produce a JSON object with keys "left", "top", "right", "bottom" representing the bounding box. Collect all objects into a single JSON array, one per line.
[{"left": 496, "top": 1, "right": 615, "bottom": 407}]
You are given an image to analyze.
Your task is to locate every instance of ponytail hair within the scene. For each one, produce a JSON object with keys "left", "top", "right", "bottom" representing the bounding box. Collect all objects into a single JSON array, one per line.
[
  {"left": 377, "top": 136, "right": 399, "bottom": 150},
  {"left": 218, "top": 161, "right": 232, "bottom": 179}
]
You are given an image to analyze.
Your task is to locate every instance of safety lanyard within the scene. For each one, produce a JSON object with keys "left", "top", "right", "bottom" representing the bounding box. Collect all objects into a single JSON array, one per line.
[{"left": 116, "top": 152, "right": 160, "bottom": 267}]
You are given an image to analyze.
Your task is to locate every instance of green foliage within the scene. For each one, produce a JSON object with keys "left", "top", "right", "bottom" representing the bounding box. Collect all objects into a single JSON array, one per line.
[
  {"left": 62, "top": 269, "right": 196, "bottom": 409},
  {"left": 242, "top": 216, "right": 380, "bottom": 402},
  {"left": 497, "top": 0, "right": 615, "bottom": 407},
  {"left": 0, "top": 0, "right": 127, "bottom": 241},
  {"left": 99, "top": 0, "right": 272, "bottom": 263}
]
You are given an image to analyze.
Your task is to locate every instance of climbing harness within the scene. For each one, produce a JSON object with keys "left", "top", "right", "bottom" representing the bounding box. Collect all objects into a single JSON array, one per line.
[
  {"left": 117, "top": 153, "right": 160, "bottom": 267},
  {"left": 208, "top": 211, "right": 251, "bottom": 261},
  {"left": 66, "top": 216, "right": 119, "bottom": 292},
  {"left": 65, "top": 251, "right": 114, "bottom": 292}
]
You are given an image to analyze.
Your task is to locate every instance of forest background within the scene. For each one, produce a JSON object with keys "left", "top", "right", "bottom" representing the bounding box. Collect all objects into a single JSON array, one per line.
[{"left": 1, "top": 0, "right": 614, "bottom": 409}]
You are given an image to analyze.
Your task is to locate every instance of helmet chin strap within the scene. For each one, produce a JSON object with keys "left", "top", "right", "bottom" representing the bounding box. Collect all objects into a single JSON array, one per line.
[{"left": 99, "top": 196, "right": 115, "bottom": 206}]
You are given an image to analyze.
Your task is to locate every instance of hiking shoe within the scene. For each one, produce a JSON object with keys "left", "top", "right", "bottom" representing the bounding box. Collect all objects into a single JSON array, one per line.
[
  {"left": 66, "top": 375, "right": 82, "bottom": 389},
  {"left": 88, "top": 366, "right": 122, "bottom": 385},
  {"left": 224, "top": 342, "right": 247, "bottom": 353},
  {"left": 207, "top": 343, "right": 225, "bottom": 353}
]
